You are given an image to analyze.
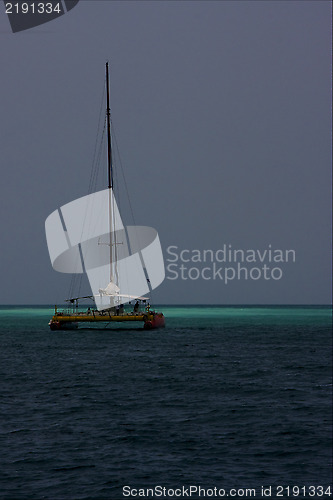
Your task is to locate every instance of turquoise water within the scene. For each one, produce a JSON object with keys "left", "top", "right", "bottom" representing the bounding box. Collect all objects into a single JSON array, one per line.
[
  {"left": 0, "top": 305, "right": 332, "bottom": 499},
  {"left": 0, "top": 304, "right": 331, "bottom": 325}
]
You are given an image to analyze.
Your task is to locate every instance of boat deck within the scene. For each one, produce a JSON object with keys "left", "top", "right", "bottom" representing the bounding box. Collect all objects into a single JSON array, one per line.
[{"left": 51, "top": 311, "right": 148, "bottom": 323}]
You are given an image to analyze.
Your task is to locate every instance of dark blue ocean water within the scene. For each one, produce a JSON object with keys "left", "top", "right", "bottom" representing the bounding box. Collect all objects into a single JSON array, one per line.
[{"left": 0, "top": 306, "right": 332, "bottom": 499}]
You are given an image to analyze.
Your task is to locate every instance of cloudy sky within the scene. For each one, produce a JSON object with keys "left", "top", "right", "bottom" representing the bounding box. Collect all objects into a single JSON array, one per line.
[{"left": 0, "top": 1, "right": 331, "bottom": 305}]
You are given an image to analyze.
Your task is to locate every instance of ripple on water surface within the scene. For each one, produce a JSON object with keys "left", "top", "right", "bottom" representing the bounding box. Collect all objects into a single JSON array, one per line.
[{"left": 0, "top": 306, "right": 332, "bottom": 498}]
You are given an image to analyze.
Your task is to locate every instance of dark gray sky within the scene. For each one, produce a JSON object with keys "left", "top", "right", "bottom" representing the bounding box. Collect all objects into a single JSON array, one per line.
[{"left": 0, "top": 1, "right": 331, "bottom": 305}]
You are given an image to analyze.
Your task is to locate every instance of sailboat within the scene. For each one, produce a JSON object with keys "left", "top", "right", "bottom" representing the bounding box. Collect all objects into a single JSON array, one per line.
[{"left": 45, "top": 63, "right": 165, "bottom": 330}]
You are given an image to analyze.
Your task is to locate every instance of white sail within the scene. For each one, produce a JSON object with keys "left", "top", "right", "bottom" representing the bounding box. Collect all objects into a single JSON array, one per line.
[{"left": 99, "top": 281, "right": 120, "bottom": 295}]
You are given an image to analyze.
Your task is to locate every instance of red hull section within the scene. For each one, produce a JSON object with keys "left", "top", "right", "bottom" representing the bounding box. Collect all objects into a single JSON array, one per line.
[
  {"left": 49, "top": 320, "right": 78, "bottom": 330},
  {"left": 49, "top": 321, "right": 61, "bottom": 331},
  {"left": 144, "top": 313, "right": 165, "bottom": 330}
]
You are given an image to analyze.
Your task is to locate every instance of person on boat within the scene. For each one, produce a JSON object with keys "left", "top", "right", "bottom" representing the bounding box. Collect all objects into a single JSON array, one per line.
[
  {"left": 87, "top": 307, "right": 91, "bottom": 315},
  {"left": 134, "top": 301, "right": 139, "bottom": 313},
  {"left": 116, "top": 304, "right": 124, "bottom": 315}
]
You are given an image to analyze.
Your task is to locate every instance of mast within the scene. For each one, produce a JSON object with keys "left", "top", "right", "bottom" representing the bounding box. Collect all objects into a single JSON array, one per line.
[
  {"left": 106, "top": 62, "right": 113, "bottom": 189},
  {"left": 106, "top": 62, "right": 114, "bottom": 285}
]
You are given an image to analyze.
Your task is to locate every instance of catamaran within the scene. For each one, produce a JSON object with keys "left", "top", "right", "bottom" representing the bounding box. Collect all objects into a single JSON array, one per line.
[{"left": 45, "top": 63, "right": 165, "bottom": 330}]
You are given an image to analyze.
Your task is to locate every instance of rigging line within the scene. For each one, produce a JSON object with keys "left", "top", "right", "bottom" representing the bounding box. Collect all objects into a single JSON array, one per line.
[
  {"left": 111, "top": 118, "right": 144, "bottom": 276},
  {"left": 108, "top": 123, "right": 119, "bottom": 286},
  {"left": 88, "top": 82, "right": 106, "bottom": 195},
  {"left": 89, "top": 121, "right": 106, "bottom": 195},
  {"left": 112, "top": 145, "right": 133, "bottom": 299},
  {"left": 81, "top": 123, "right": 106, "bottom": 248},
  {"left": 110, "top": 123, "right": 121, "bottom": 217},
  {"left": 78, "top": 125, "right": 107, "bottom": 300},
  {"left": 77, "top": 121, "right": 106, "bottom": 302},
  {"left": 111, "top": 153, "right": 132, "bottom": 305},
  {"left": 111, "top": 133, "right": 131, "bottom": 300},
  {"left": 69, "top": 129, "right": 105, "bottom": 304},
  {"left": 111, "top": 119, "right": 154, "bottom": 305},
  {"left": 66, "top": 88, "right": 106, "bottom": 303},
  {"left": 88, "top": 119, "right": 106, "bottom": 195},
  {"left": 110, "top": 118, "right": 137, "bottom": 227},
  {"left": 112, "top": 186, "right": 119, "bottom": 286}
]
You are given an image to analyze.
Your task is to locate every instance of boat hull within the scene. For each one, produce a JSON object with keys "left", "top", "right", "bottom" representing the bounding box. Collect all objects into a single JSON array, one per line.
[
  {"left": 49, "top": 320, "right": 78, "bottom": 330},
  {"left": 49, "top": 311, "right": 165, "bottom": 330}
]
